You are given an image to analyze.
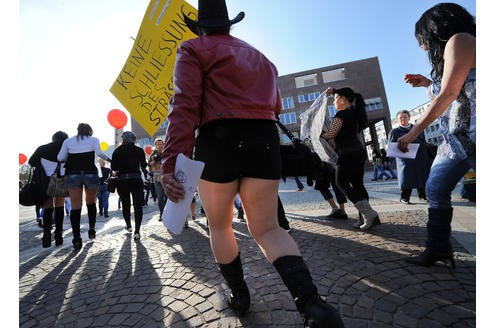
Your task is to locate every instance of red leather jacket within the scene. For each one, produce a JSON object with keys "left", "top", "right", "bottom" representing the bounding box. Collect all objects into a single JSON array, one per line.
[{"left": 162, "top": 34, "right": 282, "bottom": 175}]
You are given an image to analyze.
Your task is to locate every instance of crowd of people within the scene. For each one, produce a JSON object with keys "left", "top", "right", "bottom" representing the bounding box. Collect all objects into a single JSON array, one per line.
[{"left": 21, "top": 2, "right": 475, "bottom": 326}]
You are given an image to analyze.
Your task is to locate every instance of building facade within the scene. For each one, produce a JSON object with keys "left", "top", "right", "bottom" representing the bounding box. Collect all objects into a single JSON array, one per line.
[
  {"left": 277, "top": 57, "right": 392, "bottom": 158},
  {"left": 131, "top": 56, "right": 395, "bottom": 159}
]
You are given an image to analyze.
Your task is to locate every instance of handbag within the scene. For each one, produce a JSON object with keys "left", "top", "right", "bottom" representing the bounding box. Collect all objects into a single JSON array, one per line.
[
  {"left": 276, "top": 120, "right": 322, "bottom": 186},
  {"left": 106, "top": 176, "right": 118, "bottom": 193},
  {"left": 19, "top": 167, "right": 43, "bottom": 206},
  {"left": 47, "top": 163, "right": 69, "bottom": 197}
]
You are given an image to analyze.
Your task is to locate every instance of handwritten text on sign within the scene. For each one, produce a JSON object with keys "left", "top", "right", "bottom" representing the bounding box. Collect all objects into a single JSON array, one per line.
[{"left": 110, "top": 0, "right": 197, "bottom": 137}]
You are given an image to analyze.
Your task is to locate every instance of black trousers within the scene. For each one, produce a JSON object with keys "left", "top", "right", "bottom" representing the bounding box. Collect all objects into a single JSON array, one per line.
[
  {"left": 117, "top": 178, "right": 144, "bottom": 233},
  {"left": 335, "top": 149, "right": 369, "bottom": 204},
  {"left": 401, "top": 188, "right": 426, "bottom": 201}
]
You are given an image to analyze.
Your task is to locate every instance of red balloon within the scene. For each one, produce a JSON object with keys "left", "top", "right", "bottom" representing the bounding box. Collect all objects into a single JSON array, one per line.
[
  {"left": 144, "top": 146, "right": 153, "bottom": 155},
  {"left": 19, "top": 153, "right": 27, "bottom": 165},
  {"left": 107, "top": 109, "right": 128, "bottom": 129}
]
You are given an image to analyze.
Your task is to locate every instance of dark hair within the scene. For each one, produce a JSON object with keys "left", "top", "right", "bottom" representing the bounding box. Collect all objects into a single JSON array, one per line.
[
  {"left": 52, "top": 131, "right": 68, "bottom": 144},
  {"left": 333, "top": 87, "right": 368, "bottom": 132},
  {"left": 415, "top": 3, "right": 475, "bottom": 86},
  {"left": 77, "top": 123, "right": 93, "bottom": 141}
]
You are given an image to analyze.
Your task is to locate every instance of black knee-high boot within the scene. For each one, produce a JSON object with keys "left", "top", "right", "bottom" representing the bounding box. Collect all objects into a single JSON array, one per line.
[
  {"left": 273, "top": 256, "right": 345, "bottom": 328},
  {"left": 87, "top": 203, "right": 97, "bottom": 239},
  {"left": 70, "top": 209, "right": 82, "bottom": 251},
  {"left": 42, "top": 208, "right": 54, "bottom": 248},
  {"left": 218, "top": 253, "right": 250, "bottom": 314},
  {"left": 406, "top": 207, "right": 455, "bottom": 268},
  {"left": 54, "top": 206, "right": 65, "bottom": 246}
]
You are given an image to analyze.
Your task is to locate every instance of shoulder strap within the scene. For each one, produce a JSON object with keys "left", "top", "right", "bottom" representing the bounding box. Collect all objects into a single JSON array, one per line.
[{"left": 276, "top": 120, "right": 301, "bottom": 144}]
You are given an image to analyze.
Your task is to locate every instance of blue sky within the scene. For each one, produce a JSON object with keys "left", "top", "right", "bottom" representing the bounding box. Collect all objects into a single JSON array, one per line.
[{"left": 14, "top": 0, "right": 478, "bottom": 157}]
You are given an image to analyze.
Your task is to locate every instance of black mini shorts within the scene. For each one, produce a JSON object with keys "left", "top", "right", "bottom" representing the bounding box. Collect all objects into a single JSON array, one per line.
[{"left": 194, "top": 119, "right": 282, "bottom": 183}]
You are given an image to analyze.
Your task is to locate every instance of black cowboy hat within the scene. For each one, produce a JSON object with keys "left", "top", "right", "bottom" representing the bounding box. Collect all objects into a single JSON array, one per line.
[{"left": 183, "top": 0, "right": 245, "bottom": 35}]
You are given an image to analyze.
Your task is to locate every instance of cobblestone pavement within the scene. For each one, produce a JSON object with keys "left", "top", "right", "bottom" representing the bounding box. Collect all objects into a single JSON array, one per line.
[{"left": 19, "top": 176, "right": 476, "bottom": 327}]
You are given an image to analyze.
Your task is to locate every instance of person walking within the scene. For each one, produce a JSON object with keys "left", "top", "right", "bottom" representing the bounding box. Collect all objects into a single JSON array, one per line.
[
  {"left": 148, "top": 137, "right": 167, "bottom": 221},
  {"left": 97, "top": 158, "right": 111, "bottom": 218},
  {"left": 57, "top": 123, "right": 111, "bottom": 251},
  {"left": 370, "top": 145, "right": 390, "bottom": 181},
  {"left": 111, "top": 131, "right": 148, "bottom": 241},
  {"left": 400, "top": 3, "right": 475, "bottom": 268},
  {"left": 160, "top": 1, "right": 344, "bottom": 326},
  {"left": 389, "top": 110, "right": 429, "bottom": 204},
  {"left": 29, "top": 131, "right": 69, "bottom": 247},
  {"left": 380, "top": 148, "right": 397, "bottom": 179},
  {"left": 321, "top": 87, "right": 380, "bottom": 230},
  {"left": 314, "top": 162, "right": 348, "bottom": 220}
]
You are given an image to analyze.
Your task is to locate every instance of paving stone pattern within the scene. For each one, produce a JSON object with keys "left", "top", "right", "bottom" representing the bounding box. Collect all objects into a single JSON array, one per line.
[{"left": 19, "top": 177, "right": 475, "bottom": 327}]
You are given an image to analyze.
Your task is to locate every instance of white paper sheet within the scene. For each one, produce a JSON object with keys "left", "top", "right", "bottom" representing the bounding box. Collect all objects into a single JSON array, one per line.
[
  {"left": 162, "top": 153, "right": 205, "bottom": 235},
  {"left": 386, "top": 142, "right": 420, "bottom": 159}
]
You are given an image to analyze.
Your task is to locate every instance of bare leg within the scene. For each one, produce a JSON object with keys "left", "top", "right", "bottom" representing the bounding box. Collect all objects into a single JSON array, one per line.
[
  {"left": 240, "top": 178, "right": 300, "bottom": 263},
  {"left": 326, "top": 198, "right": 338, "bottom": 209},
  {"left": 198, "top": 179, "right": 239, "bottom": 264}
]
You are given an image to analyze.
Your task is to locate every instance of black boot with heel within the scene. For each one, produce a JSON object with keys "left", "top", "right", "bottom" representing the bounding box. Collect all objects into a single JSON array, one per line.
[
  {"left": 70, "top": 209, "right": 82, "bottom": 251},
  {"left": 87, "top": 203, "right": 97, "bottom": 240},
  {"left": 54, "top": 206, "right": 65, "bottom": 246},
  {"left": 273, "top": 255, "right": 345, "bottom": 327},
  {"left": 218, "top": 253, "right": 251, "bottom": 314},
  {"left": 42, "top": 208, "right": 54, "bottom": 248},
  {"left": 405, "top": 207, "right": 455, "bottom": 268}
]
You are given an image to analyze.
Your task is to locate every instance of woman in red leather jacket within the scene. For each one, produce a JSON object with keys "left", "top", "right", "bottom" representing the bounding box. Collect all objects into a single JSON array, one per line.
[{"left": 160, "top": 1, "right": 344, "bottom": 326}]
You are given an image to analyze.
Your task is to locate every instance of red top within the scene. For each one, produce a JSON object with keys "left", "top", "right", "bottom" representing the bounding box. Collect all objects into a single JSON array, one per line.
[{"left": 162, "top": 34, "right": 281, "bottom": 175}]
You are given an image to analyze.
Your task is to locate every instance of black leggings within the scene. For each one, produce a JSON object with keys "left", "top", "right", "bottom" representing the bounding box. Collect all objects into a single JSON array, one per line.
[
  {"left": 335, "top": 149, "right": 369, "bottom": 204},
  {"left": 117, "top": 179, "right": 144, "bottom": 233}
]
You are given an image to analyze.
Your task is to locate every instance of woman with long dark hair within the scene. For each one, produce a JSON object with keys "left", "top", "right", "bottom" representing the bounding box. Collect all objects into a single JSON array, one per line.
[
  {"left": 57, "top": 123, "right": 111, "bottom": 251},
  {"left": 29, "top": 131, "right": 68, "bottom": 247},
  {"left": 400, "top": 3, "right": 475, "bottom": 268},
  {"left": 321, "top": 87, "right": 380, "bottom": 230}
]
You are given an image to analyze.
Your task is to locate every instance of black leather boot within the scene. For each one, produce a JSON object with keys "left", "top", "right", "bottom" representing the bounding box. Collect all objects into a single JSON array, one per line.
[
  {"left": 87, "top": 203, "right": 97, "bottom": 240},
  {"left": 54, "top": 206, "right": 65, "bottom": 246},
  {"left": 70, "top": 209, "right": 82, "bottom": 251},
  {"left": 218, "top": 253, "right": 250, "bottom": 314},
  {"left": 273, "top": 256, "right": 345, "bottom": 327},
  {"left": 405, "top": 207, "right": 455, "bottom": 268},
  {"left": 42, "top": 208, "right": 53, "bottom": 248}
]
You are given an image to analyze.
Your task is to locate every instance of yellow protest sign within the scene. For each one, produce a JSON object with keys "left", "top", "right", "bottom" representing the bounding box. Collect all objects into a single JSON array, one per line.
[{"left": 110, "top": 0, "right": 197, "bottom": 137}]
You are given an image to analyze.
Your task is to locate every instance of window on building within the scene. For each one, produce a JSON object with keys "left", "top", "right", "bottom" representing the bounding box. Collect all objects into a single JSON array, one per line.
[
  {"left": 322, "top": 68, "right": 346, "bottom": 83},
  {"left": 364, "top": 97, "right": 383, "bottom": 112},
  {"left": 297, "top": 92, "right": 320, "bottom": 103},
  {"left": 279, "top": 112, "right": 297, "bottom": 125},
  {"left": 281, "top": 96, "right": 295, "bottom": 110},
  {"left": 295, "top": 73, "right": 318, "bottom": 88},
  {"left": 363, "top": 127, "right": 372, "bottom": 143}
]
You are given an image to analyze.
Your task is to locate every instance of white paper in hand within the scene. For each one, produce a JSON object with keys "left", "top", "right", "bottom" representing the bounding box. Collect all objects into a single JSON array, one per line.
[
  {"left": 162, "top": 153, "right": 205, "bottom": 235},
  {"left": 386, "top": 142, "right": 420, "bottom": 159}
]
